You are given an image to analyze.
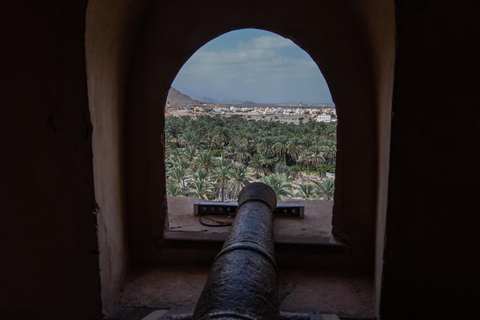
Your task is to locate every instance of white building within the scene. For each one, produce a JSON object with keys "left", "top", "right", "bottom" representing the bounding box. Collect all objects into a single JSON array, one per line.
[{"left": 316, "top": 113, "right": 332, "bottom": 123}]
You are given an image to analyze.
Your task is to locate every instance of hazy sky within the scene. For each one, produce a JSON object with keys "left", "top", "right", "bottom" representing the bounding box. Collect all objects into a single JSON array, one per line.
[{"left": 172, "top": 29, "right": 333, "bottom": 105}]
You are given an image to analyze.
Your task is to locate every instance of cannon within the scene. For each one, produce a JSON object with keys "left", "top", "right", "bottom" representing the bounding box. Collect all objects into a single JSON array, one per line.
[{"left": 192, "top": 182, "right": 280, "bottom": 320}]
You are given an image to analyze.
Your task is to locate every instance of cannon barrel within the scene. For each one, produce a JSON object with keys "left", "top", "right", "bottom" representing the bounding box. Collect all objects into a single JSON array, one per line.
[{"left": 192, "top": 182, "right": 280, "bottom": 320}]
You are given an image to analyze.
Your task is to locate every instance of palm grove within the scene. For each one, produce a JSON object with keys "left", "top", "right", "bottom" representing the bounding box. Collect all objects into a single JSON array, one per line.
[{"left": 165, "top": 115, "right": 336, "bottom": 202}]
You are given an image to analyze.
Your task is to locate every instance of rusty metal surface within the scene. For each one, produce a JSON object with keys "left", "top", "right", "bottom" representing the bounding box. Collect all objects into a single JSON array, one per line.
[{"left": 192, "top": 183, "right": 280, "bottom": 320}]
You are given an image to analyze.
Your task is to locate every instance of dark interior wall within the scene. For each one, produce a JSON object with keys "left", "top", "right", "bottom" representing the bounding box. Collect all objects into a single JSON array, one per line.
[
  {"left": 85, "top": 0, "right": 150, "bottom": 311},
  {"left": 126, "top": 0, "right": 393, "bottom": 273},
  {"left": 7, "top": 1, "right": 479, "bottom": 319},
  {"left": 0, "top": 1, "right": 102, "bottom": 319},
  {"left": 382, "top": 1, "right": 480, "bottom": 318},
  {"left": 348, "top": 1, "right": 396, "bottom": 314}
]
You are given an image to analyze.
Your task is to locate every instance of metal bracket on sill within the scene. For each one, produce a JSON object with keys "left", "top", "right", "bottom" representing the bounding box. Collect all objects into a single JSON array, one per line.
[{"left": 194, "top": 202, "right": 304, "bottom": 218}]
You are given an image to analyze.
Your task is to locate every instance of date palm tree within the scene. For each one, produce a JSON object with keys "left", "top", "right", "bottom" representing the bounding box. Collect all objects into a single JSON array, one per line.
[
  {"left": 196, "top": 150, "right": 216, "bottom": 173},
  {"left": 273, "top": 136, "right": 289, "bottom": 166},
  {"left": 256, "top": 137, "right": 274, "bottom": 157},
  {"left": 249, "top": 153, "right": 265, "bottom": 177},
  {"left": 179, "top": 131, "right": 195, "bottom": 147},
  {"left": 226, "top": 164, "right": 251, "bottom": 200},
  {"left": 287, "top": 137, "right": 302, "bottom": 166},
  {"left": 213, "top": 127, "right": 230, "bottom": 147},
  {"left": 310, "top": 145, "right": 325, "bottom": 174},
  {"left": 235, "top": 145, "right": 251, "bottom": 165},
  {"left": 259, "top": 173, "right": 293, "bottom": 201},
  {"left": 183, "top": 146, "right": 197, "bottom": 162},
  {"left": 193, "top": 168, "right": 210, "bottom": 182},
  {"left": 168, "top": 166, "right": 188, "bottom": 188},
  {"left": 214, "top": 165, "right": 230, "bottom": 202},
  {"left": 314, "top": 179, "right": 335, "bottom": 201},
  {"left": 174, "top": 158, "right": 190, "bottom": 172},
  {"left": 218, "top": 156, "right": 232, "bottom": 168},
  {"left": 298, "top": 149, "right": 312, "bottom": 172},
  {"left": 299, "top": 184, "right": 316, "bottom": 200},
  {"left": 166, "top": 183, "right": 184, "bottom": 197},
  {"left": 186, "top": 179, "right": 215, "bottom": 200}
]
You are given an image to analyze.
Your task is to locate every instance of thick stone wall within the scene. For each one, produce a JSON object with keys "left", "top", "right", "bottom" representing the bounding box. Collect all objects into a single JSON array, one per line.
[
  {"left": 0, "top": 1, "right": 102, "bottom": 319},
  {"left": 85, "top": 0, "right": 149, "bottom": 312},
  {"left": 381, "top": 2, "right": 480, "bottom": 318}
]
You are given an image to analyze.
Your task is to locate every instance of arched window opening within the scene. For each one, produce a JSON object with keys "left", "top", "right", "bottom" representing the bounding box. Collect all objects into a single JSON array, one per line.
[{"left": 164, "top": 29, "right": 337, "bottom": 238}]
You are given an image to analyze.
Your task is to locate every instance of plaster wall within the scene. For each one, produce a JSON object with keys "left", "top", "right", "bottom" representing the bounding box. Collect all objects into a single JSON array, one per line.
[
  {"left": 85, "top": 0, "right": 149, "bottom": 311},
  {"left": 349, "top": 0, "right": 396, "bottom": 314},
  {"left": 382, "top": 2, "right": 480, "bottom": 318},
  {"left": 0, "top": 1, "right": 102, "bottom": 319}
]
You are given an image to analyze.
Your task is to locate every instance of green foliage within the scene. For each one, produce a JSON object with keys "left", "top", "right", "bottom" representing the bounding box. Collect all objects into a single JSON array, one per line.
[
  {"left": 186, "top": 179, "right": 215, "bottom": 200},
  {"left": 299, "top": 184, "right": 316, "bottom": 200},
  {"left": 259, "top": 173, "right": 293, "bottom": 201},
  {"left": 320, "top": 163, "right": 336, "bottom": 175},
  {"left": 314, "top": 179, "right": 335, "bottom": 201},
  {"left": 164, "top": 115, "right": 337, "bottom": 201},
  {"left": 166, "top": 183, "right": 184, "bottom": 197},
  {"left": 226, "top": 164, "right": 251, "bottom": 200}
]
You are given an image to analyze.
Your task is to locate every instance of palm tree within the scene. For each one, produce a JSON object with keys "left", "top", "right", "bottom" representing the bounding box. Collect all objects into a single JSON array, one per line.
[
  {"left": 302, "top": 137, "right": 314, "bottom": 150},
  {"left": 314, "top": 179, "right": 335, "bottom": 201},
  {"left": 218, "top": 156, "right": 232, "bottom": 168},
  {"left": 205, "top": 133, "right": 216, "bottom": 151},
  {"left": 193, "top": 168, "right": 210, "bottom": 182},
  {"left": 310, "top": 145, "right": 325, "bottom": 174},
  {"left": 226, "top": 164, "right": 251, "bottom": 200},
  {"left": 164, "top": 114, "right": 337, "bottom": 199},
  {"left": 299, "top": 184, "right": 316, "bottom": 200},
  {"left": 179, "top": 131, "right": 195, "bottom": 147},
  {"left": 235, "top": 145, "right": 251, "bottom": 165},
  {"left": 166, "top": 183, "right": 184, "bottom": 197},
  {"left": 213, "top": 127, "right": 230, "bottom": 147},
  {"left": 165, "top": 116, "right": 185, "bottom": 140},
  {"left": 320, "top": 144, "right": 337, "bottom": 166},
  {"left": 183, "top": 146, "right": 197, "bottom": 162},
  {"left": 214, "top": 165, "right": 230, "bottom": 201},
  {"left": 174, "top": 158, "right": 190, "bottom": 172},
  {"left": 195, "top": 150, "right": 216, "bottom": 173},
  {"left": 186, "top": 179, "right": 215, "bottom": 200},
  {"left": 298, "top": 149, "right": 312, "bottom": 172},
  {"left": 287, "top": 137, "right": 302, "bottom": 166},
  {"left": 273, "top": 136, "right": 289, "bottom": 166},
  {"left": 249, "top": 153, "right": 265, "bottom": 177},
  {"left": 164, "top": 131, "right": 173, "bottom": 146},
  {"left": 171, "top": 147, "right": 184, "bottom": 160},
  {"left": 259, "top": 173, "right": 293, "bottom": 201},
  {"left": 191, "top": 135, "right": 205, "bottom": 150},
  {"left": 256, "top": 137, "right": 274, "bottom": 157},
  {"left": 168, "top": 166, "right": 188, "bottom": 188}
]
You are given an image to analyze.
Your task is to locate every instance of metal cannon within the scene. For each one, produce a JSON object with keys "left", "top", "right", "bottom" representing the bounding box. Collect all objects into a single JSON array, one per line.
[{"left": 192, "top": 182, "right": 280, "bottom": 320}]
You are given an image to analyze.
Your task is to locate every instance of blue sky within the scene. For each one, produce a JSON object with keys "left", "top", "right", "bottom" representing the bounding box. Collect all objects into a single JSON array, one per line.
[{"left": 172, "top": 29, "right": 333, "bottom": 105}]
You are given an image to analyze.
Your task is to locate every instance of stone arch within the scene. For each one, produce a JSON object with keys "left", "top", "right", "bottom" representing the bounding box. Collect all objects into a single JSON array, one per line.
[
  {"left": 86, "top": 0, "right": 395, "bottom": 312},
  {"left": 125, "top": 0, "right": 394, "bottom": 271}
]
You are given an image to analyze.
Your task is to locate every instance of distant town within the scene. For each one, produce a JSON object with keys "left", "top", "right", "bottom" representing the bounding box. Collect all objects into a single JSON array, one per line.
[
  {"left": 168, "top": 103, "right": 337, "bottom": 124},
  {"left": 166, "top": 87, "right": 336, "bottom": 124}
]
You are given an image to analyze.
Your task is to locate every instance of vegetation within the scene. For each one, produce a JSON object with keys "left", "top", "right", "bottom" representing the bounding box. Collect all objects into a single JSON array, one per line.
[{"left": 165, "top": 115, "right": 337, "bottom": 201}]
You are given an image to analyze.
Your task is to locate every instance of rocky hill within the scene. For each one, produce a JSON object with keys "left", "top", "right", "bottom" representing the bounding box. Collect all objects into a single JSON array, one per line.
[
  {"left": 166, "top": 87, "right": 195, "bottom": 107},
  {"left": 167, "top": 87, "right": 257, "bottom": 107}
]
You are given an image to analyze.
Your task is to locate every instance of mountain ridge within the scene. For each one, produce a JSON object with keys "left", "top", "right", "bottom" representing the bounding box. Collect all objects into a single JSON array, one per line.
[{"left": 167, "top": 87, "right": 257, "bottom": 106}]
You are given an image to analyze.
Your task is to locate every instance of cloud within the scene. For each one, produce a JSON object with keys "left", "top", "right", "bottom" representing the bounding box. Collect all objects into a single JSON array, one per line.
[
  {"left": 238, "top": 35, "right": 295, "bottom": 49},
  {"left": 173, "top": 31, "right": 333, "bottom": 104}
]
